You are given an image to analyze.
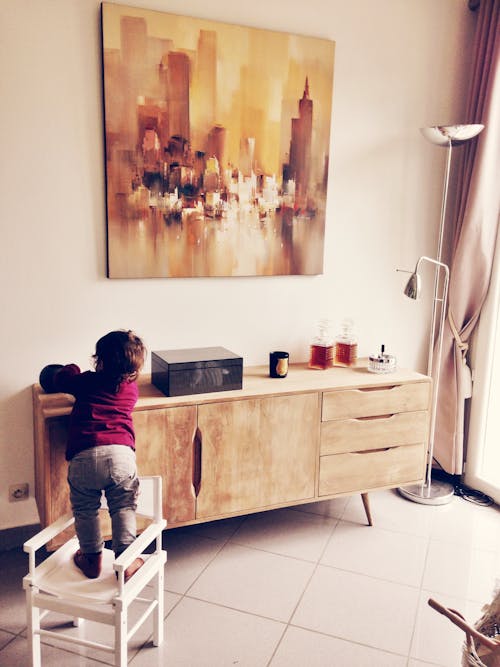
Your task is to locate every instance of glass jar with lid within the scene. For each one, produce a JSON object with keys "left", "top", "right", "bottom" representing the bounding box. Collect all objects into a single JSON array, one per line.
[
  {"left": 308, "top": 319, "right": 334, "bottom": 370},
  {"left": 334, "top": 318, "right": 358, "bottom": 367}
]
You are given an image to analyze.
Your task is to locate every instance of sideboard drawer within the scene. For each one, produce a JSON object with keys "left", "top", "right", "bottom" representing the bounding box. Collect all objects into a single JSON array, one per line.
[
  {"left": 318, "top": 443, "right": 426, "bottom": 495},
  {"left": 321, "top": 382, "right": 430, "bottom": 421},
  {"left": 320, "top": 411, "right": 429, "bottom": 455}
]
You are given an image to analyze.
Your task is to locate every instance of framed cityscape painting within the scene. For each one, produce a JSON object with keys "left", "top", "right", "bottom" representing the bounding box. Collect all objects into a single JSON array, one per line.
[{"left": 101, "top": 3, "right": 335, "bottom": 278}]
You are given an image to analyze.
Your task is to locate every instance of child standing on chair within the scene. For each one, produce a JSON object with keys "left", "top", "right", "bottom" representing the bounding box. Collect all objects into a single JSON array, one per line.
[{"left": 39, "top": 330, "right": 146, "bottom": 580}]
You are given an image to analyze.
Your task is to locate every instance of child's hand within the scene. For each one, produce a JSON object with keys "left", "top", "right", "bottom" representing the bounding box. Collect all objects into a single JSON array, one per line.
[{"left": 39, "top": 364, "right": 64, "bottom": 393}]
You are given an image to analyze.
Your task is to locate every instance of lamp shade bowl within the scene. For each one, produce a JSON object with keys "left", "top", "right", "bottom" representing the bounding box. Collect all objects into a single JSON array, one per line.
[{"left": 420, "top": 124, "right": 484, "bottom": 146}]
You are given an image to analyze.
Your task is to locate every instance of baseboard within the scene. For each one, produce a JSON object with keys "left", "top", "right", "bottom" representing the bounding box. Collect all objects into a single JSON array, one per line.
[{"left": 0, "top": 523, "right": 40, "bottom": 552}]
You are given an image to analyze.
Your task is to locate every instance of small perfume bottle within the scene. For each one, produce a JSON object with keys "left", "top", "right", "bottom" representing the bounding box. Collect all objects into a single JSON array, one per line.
[
  {"left": 309, "top": 319, "right": 334, "bottom": 370},
  {"left": 334, "top": 319, "right": 358, "bottom": 367}
]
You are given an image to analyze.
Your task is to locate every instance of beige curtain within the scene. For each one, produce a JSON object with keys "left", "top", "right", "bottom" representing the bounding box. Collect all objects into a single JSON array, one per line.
[{"left": 434, "top": 0, "right": 500, "bottom": 474}]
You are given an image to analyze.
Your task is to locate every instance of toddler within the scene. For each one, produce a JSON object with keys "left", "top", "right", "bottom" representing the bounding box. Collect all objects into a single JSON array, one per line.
[{"left": 39, "top": 330, "right": 146, "bottom": 581}]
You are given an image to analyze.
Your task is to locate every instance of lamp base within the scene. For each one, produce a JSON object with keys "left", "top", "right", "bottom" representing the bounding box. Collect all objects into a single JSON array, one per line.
[{"left": 398, "top": 479, "right": 455, "bottom": 505}]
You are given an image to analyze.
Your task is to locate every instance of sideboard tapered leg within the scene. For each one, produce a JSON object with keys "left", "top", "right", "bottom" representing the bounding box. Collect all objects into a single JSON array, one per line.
[{"left": 361, "top": 493, "right": 373, "bottom": 526}]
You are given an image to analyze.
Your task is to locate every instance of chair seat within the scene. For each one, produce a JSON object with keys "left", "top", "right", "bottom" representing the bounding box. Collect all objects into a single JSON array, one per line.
[{"left": 35, "top": 537, "right": 123, "bottom": 605}]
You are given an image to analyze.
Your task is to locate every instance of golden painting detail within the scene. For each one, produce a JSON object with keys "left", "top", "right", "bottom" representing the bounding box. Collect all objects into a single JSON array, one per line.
[{"left": 101, "top": 3, "right": 335, "bottom": 278}]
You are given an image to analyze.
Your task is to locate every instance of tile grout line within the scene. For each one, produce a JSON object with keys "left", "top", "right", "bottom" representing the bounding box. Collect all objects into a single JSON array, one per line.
[
  {"left": 264, "top": 513, "right": 343, "bottom": 666},
  {"left": 166, "top": 516, "right": 250, "bottom": 601},
  {"left": 404, "top": 498, "right": 438, "bottom": 666},
  {"left": 406, "top": 531, "right": 433, "bottom": 665},
  {"left": 0, "top": 631, "right": 19, "bottom": 659}
]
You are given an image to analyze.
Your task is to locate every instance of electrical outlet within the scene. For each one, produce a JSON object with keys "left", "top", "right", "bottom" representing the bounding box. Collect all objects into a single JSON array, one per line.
[{"left": 9, "top": 483, "right": 29, "bottom": 502}]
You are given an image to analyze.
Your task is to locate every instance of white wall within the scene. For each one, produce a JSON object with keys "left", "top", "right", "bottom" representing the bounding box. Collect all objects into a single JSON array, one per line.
[{"left": 0, "top": 0, "right": 475, "bottom": 530}]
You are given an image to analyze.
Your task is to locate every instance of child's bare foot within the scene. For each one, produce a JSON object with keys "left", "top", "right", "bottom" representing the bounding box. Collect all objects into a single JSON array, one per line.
[
  {"left": 124, "top": 557, "right": 144, "bottom": 582},
  {"left": 74, "top": 550, "right": 102, "bottom": 579}
]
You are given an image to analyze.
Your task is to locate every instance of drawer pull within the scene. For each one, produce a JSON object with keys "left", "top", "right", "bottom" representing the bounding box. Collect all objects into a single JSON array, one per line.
[
  {"left": 355, "top": 386, "right": 399, "bottom": 393},
  {"left": 354, "top": 447, "right": 391, "bottom": 454},
  {"left": 355, "top": 414, "right": 395, "bottom": 422}
]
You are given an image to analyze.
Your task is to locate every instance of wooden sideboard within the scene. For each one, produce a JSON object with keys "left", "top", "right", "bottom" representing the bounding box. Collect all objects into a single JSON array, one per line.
[{"left": 32, "top": 362, "right": 431, "bottom": 542}]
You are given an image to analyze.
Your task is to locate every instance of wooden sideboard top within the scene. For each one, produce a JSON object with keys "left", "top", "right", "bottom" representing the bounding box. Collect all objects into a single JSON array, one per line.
[{"left": 33, "top": 361, "right": 430, "bottom": 419}]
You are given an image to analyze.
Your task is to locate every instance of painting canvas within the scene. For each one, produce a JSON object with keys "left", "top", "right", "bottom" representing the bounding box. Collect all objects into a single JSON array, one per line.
[{"left": 101, "top": 3, "right": 335, "bottom": 278}]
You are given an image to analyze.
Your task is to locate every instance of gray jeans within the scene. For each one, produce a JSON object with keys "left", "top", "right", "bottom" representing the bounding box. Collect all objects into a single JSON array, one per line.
[{"left": 68, "top": 445, "right": 139, "bottom": 556}]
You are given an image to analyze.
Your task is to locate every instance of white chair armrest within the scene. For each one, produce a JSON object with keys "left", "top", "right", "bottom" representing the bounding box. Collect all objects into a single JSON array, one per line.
[
  {"left": 113, "top": 520, "right": 166, "bottom": 575},
  {"left": 23, "top": 513, "right": 75, "bottom": 554}
]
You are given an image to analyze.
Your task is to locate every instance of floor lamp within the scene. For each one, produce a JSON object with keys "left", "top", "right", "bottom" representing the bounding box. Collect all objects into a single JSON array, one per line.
[{"left": 398, "top": 124, "right": 484, "bottom": 505}]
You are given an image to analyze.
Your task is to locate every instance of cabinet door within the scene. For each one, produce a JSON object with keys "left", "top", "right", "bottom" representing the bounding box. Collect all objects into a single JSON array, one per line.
[
  {"left": 134, "top": 405, "right": 197, "bottom": 525},
  {"left": 196, "top": 392, "right": 319, "bottom": 519}
]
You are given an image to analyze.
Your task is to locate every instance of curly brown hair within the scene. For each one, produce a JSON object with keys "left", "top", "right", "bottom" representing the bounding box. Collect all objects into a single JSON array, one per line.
[{"left": 93, "top": 330, "right": 146, "bottom": 391}]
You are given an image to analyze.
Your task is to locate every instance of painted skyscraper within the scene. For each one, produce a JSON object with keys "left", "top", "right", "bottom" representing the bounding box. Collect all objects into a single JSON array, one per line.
[{"left": 288, "top": 78, "right": 313, "bottom": 203}]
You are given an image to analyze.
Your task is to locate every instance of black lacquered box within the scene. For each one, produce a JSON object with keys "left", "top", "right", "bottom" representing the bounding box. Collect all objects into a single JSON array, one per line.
[{"left": 151, "top": 347, "right": 243, "bottom": 397}]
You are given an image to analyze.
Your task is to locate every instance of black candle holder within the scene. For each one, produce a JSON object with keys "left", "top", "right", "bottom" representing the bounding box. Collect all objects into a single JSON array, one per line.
[{"left": 269, "top": 351, "right": 289, "bottom": 378}]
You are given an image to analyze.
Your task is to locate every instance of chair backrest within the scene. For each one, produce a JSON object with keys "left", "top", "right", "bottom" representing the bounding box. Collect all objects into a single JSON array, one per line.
[
  {"left": 136, "top": 475, "right": 163, "bottom": 521},
  {"left": 99, "top": 475, "right": 163, "bottom": 521}
]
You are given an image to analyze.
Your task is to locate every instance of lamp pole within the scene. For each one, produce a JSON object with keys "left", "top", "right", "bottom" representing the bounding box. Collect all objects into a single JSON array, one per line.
[{"left": 419, "top": 256, "right": 449, "bottom": 497}]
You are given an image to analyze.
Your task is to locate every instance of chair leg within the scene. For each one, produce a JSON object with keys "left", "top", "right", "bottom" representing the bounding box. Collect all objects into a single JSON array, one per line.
[
  {"left": 26, "top": 587, "right": 41, "bottom": 667},
  {"left": 153, "top": 563, "right": 164, "bottom": 647},
  {"left": 361, "top": 493, "right": 373, "bottom": 526},
  {"left": 115, "top": 610, "right": 127, "bottom": 667}
]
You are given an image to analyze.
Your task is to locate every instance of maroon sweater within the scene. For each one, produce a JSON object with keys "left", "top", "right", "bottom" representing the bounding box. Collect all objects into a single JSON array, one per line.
[{"left": 53, "top": 364, "right": 138, "bottom": 461}]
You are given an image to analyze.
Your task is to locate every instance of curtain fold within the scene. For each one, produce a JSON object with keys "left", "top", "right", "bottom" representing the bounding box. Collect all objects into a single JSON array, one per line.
[{"left": 433, "top": 0, "right": 500, "bottom": 474}]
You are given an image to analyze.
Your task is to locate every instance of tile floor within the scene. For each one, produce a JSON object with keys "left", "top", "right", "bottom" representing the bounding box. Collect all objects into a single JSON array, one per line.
[{"left": 1, "top": 489, "right": 499, "bottom": 666}]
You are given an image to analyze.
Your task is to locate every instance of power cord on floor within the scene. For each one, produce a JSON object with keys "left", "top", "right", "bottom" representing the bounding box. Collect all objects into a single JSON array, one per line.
[
  {"left": 453, "top": 481, "right": 494, "bottom": 506},
  {"left": 431, "top": 463, "right": 495, "bottom": 506}
]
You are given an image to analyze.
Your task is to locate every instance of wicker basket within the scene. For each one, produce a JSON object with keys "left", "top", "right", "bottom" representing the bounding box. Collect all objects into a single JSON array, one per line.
[{"left": 428, "top": 592, "right": 500, "bottom": 667}]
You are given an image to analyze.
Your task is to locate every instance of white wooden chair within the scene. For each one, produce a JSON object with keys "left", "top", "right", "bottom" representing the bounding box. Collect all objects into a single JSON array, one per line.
[{"left": 23, "top": 475, "right": 167, "bottom": 667}]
